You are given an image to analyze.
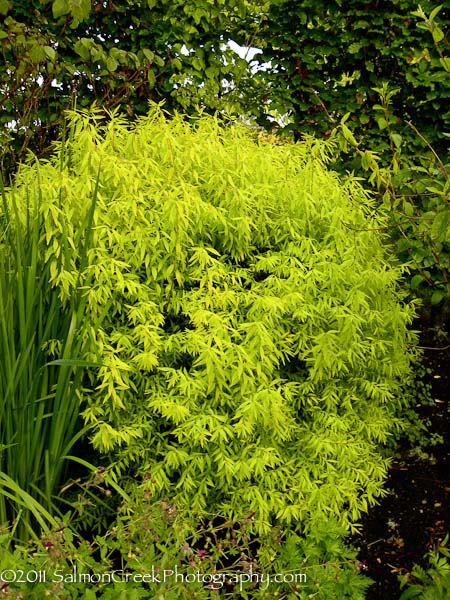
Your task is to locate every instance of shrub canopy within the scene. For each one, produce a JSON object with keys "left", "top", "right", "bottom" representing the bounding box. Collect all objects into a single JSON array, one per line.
[{"left": 5, "top": 106, "right": 417, "bottom": 534}]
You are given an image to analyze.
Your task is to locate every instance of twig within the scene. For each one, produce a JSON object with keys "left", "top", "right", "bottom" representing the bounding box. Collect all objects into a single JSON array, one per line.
[
  {"left": 414, "top": 343, "right": 450, "bottom": 351},
  {"left": 406, "top": 121, "right": 449, "bottom": 179}
]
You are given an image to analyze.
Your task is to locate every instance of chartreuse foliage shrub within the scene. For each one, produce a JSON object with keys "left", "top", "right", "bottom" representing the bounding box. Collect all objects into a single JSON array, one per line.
[
  {"left": 5, "top": 106, "right": 418, "bottom": 537},
  {"left": 2, "top": 108, "right": 419, "bottom": 599}
]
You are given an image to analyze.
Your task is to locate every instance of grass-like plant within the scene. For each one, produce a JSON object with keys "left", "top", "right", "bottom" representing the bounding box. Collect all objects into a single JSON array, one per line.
[{"left": 0, "top": 165, "right": 98, "bottom": 542}]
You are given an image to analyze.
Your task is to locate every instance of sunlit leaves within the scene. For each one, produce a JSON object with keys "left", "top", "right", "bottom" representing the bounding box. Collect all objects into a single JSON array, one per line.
[{"left": 5, "top": 107, "right": 418, "bottom": 535}]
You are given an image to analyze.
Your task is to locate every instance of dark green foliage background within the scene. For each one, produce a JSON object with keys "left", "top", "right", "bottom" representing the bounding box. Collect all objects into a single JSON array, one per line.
[
  {"left": 252, "top": 0, "right": 450, "bottom": 154},
  {"left": 0, "top": 0, "right": 260, "bottom": 174}
]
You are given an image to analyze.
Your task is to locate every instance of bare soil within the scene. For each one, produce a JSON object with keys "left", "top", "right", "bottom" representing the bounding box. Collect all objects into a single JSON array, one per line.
[{"left": 354, "top": 341, "right": 450, "bottom": 599}]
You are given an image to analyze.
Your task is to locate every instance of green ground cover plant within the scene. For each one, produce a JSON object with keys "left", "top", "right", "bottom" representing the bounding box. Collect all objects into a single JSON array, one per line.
[
  {"left": 0, "top": 485, "right": 372, "bottom": 599},
  {"left": 399, "top": 534, "right": 450, "bottom": 599}
]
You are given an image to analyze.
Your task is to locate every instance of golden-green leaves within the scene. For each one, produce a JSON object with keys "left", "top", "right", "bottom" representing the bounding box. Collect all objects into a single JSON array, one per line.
[{"left": 4, "top": 106, "right": 418, "bottom": 535}]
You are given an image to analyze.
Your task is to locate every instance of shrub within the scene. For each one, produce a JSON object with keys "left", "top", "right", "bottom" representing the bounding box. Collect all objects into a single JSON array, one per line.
[
  {"left": 3, "top": 105, "right": 418, "bottom": 538},
  {"left": 332, "top": 6, "right": 450, "bottom": 314}
]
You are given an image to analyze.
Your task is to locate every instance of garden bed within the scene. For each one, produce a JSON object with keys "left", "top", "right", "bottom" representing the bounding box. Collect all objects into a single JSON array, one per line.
[{"left": 355, "top": 340, "right": 450, "bottom": 598}]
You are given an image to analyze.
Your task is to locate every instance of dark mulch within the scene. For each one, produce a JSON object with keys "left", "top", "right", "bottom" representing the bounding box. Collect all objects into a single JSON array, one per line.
[{"left": 353, "top": 338, "right": 450, "bottom": 599}]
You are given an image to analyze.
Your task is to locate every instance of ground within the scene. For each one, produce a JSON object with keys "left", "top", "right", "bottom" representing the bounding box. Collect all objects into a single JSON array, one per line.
[{"left": 354, "top": 334, "right": 450, "bottom": 599}]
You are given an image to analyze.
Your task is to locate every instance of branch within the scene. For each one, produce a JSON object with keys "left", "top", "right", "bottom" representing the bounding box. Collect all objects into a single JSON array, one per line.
[{"left": 406, "top": 120, "right": 449, "bottom": 179}]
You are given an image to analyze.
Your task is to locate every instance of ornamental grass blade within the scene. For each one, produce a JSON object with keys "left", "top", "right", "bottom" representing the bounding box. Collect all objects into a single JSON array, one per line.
[{"left": 0, "top": 165, "right": 99, "bottom": 543}]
